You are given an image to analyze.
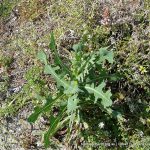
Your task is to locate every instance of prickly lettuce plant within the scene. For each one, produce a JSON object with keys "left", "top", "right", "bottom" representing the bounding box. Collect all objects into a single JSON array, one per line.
[{"left": 28, "top": 33, "right": 122, "bottom": 148}]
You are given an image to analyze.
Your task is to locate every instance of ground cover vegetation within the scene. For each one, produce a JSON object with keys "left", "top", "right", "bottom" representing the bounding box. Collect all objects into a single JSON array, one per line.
[{"left": 0, "top": 0, "right": 150, "bottom": 149}]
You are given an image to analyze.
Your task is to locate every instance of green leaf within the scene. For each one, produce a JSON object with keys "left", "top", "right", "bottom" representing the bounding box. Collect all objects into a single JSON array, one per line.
[
  {"left": 98, "top": 47, "right": 114, "bottom": 64},
  {"left": 27, "top": 106, "right": 41, "bottom": 123},
  {"left": 28, "top": 95, "right": 63, "bottom": 123},
  {"left": 72, "top": 42, "right": 83, "bottom": 51},
  {"left": 37, "top": 51, "right": 47, "bottom": 65},
  {"left": 67, "top": 94, "right": 79, "bottom": 129},
  {"left": 44, "top": 65, "right": 69, "bottom": 87},
  {"left": 44, "top": 105, "right": 67, "bottom": 148},
  {"left": 109, "top": 73, "right": 123, "bottom": 81},
  {"left": 112, "top": 110, "right": 124, "bottom": 121},
  {"left": 44, "top": 65, "right": 79, "bottom": 94},
  {"left": 49, "top": 32, "right": 57, "bottom": 52},
  {"left": 85, "top": 82, "right": 112, "bottom": 108},
  {"left": 69, "top": 113, "right": 76, "bottom": 130},
  {"left": 64, "top": 81, "right": 79, "bottom": 94},
  {"left": 49, "top": 32, "right": 71, "bottom": 77},
  {"left": 67, "top": 94, "right": 79, "bottom": 113},
  {"left": 77, "top": 53, "right": 96, "bottom": 81}
]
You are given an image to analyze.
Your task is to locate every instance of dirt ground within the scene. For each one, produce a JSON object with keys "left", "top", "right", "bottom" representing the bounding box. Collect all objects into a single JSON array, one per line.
[{"left": 0, "top": 0, "right": 149, "bottom": 149}]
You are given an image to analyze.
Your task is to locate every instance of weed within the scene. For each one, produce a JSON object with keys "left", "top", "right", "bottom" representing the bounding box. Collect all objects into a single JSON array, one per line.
[{"left": 28, "top": 33, "right": 123, "bottom": 148}]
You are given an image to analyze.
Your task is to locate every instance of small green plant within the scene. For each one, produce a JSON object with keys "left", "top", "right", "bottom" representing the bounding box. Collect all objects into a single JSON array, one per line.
[
  {"left": 28, "top": 33, "right": 122, "bottom": 148},
  {"left": 0, "top": 0, "right": 19, "bottom": 19}
]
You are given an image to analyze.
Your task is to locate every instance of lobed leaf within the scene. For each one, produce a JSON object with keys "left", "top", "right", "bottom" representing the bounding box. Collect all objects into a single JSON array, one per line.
[
  {"left": 37, "top": 51, "right": 47, "bottom": 65},
  {"left": 67, "top": 94, "right": 79, "bottom": 114},
  {"left": 98, "top": 47, "right": 114, "bottom": 64},
  {"left": 44, "top": 65, "right": 79, "bottom": 94},
  {"left": 64, "top": 81, "right": 79, "bottom": 94},
  {"left": 77, "top": 53, "right": 96, "bottom": 82},
  {"left": 44, "top": 65, "right": 69, "bottom": 88},
  {"left": 85, "top": 82, "right": 112, "bottom": 108},
  {"left": 67, "top": 94, "right": 79, "bottom": 130}
]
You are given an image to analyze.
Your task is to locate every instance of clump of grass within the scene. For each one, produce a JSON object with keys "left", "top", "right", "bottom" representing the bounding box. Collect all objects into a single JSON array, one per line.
[{"left": 0, "top": 0, "right": 20, "bottom": 19}]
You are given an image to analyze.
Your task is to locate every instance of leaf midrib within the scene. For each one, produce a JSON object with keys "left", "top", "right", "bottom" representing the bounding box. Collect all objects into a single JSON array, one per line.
[{"left": 85, "top": 86, "right": 110, "bottom": 103}]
